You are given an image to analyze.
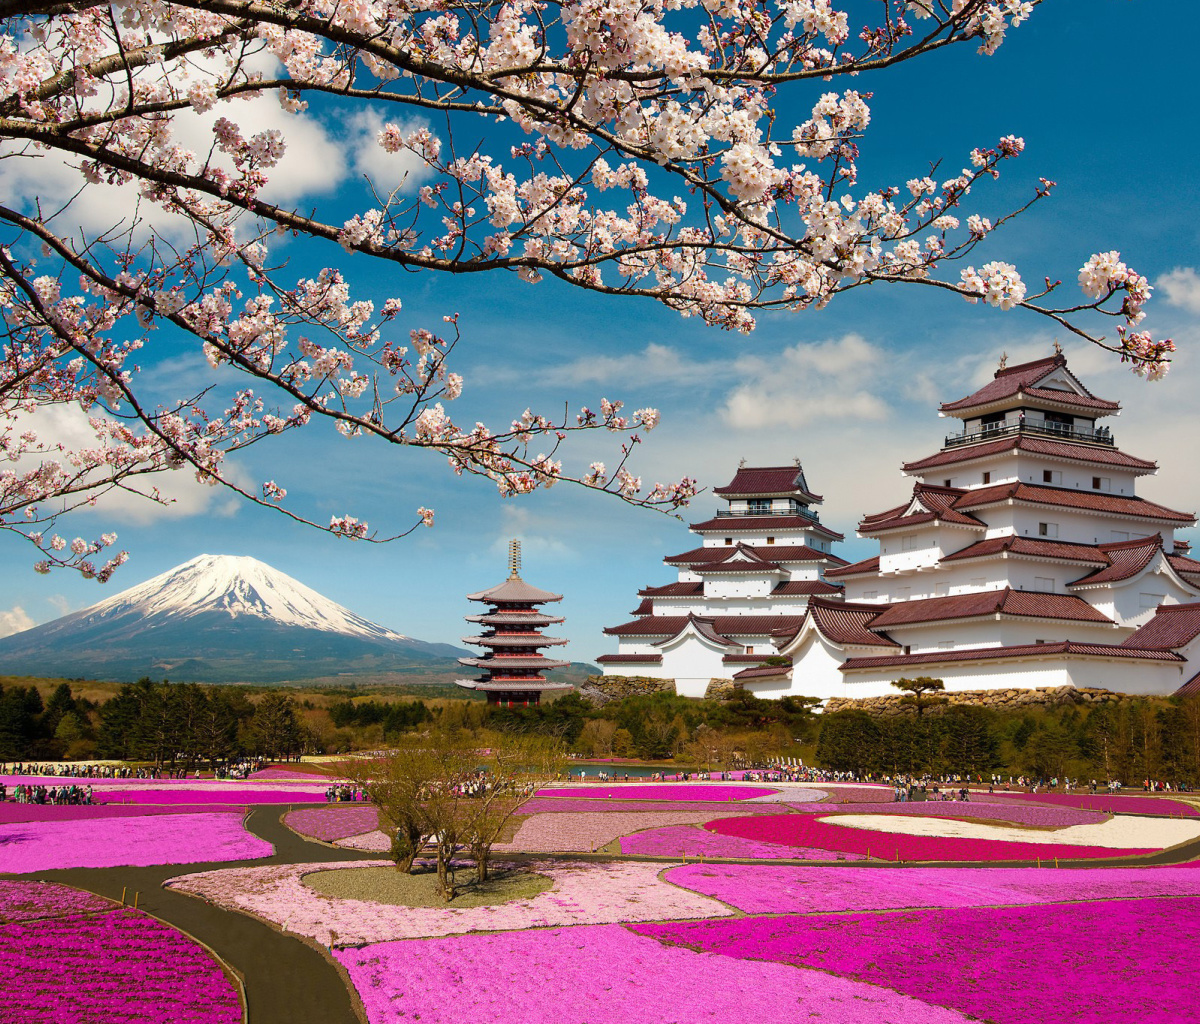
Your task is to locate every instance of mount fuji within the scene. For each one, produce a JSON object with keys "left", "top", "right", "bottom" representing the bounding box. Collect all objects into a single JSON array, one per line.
[{"left": 0, "top": 554, "right": 469, "bottom": 684}]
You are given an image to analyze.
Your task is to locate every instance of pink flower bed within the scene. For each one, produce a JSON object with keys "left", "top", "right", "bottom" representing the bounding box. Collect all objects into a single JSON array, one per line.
[
  {"left": 634, "top": 898, "right": 1200, "bottom": 1024},
  {"left": 245, "top": 768, "right": 332, "bottom": 781},
  {"left": 168, "top": 859, "right": 729, "bottom": 946},
  {"left": 94, "top": 787, "right": 329, "bottom": 804},
  {"left": 620, "top": 825, "right": 865, "bottom": 861},
  {"left": 991, "top": 791, "right": 1200, "bottom": 817},
  {"left": 284, "top": 805, "right": 380, "bottom": 841},
  {"left": 0, "top": 880, "right": 114, "bottom": 923},
  {"left": 336, "top": 923, "right": 973, "bottom": 1024},
  {"left": 705, "top": 813, "right": 1154, "bottom": 862},
  {"left": 663, "top": 862, "right": 1200, "bottom": 915},
  {"left": 813, "top": 785, "right": 896, "bottom": 802},
  {"left": 789, "top": 800, "right": 1105, "bottom": 827},
  {"left": 0, "top": 812, "right": 272, "bottom": 872},
  {"left": 1, "top": 907, "right": 241, "bottom": 1024},
  {"left": 497, "top": 810, "right": 759, "bottom": 853},
  {"left": 536, "top": 784, "right": 775, "bottom": 801}
]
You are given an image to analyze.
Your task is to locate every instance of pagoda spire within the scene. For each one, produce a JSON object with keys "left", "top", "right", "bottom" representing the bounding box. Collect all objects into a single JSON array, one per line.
[{"left": 508, "top": 538, "right": 522, "bottom": 579}]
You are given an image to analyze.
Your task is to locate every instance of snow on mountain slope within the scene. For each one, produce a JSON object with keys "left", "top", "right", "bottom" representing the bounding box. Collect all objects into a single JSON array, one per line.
[{"left": 71, "top": 553, "right": 411, "bottom": 642}]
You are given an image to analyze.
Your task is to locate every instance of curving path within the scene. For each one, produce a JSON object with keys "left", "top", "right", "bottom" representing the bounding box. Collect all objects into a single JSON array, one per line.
[{"left": 11, "top": 804, "right": 378, "bottom": 1024}]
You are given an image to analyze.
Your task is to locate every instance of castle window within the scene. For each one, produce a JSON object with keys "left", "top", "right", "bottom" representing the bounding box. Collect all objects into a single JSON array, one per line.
[
  {"left": 1093, "top": 476, "right": 1110, "bottom": 491},
  {"left": 1038, "top": 522, "right": 1058, "bottom": 538},
  {"left": 1033, "top": 577, "right": 1055, "bottom": 593},
  {"left": 748, "top": 498, "right": 770, "bottom": 514},
  {"left": 1042, "top": 469, "right": 1061, "bottom": 484},
  {"left": 944, "top": 479, "right": 952, "bottom": 487},
  {"left": 725, "top": 537, "right": 733, "bottom": 545},
  {"left": 982, "top": 471, "right": 991, "bottom": 484},
  {"left": 766, "top": 537, "right": 775, "bottom": 544}
]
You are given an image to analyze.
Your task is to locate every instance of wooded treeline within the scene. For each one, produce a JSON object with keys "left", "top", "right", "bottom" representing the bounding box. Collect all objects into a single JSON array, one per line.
[{"left": 4, "top": 676, "right": 1199, "bottom": 784}]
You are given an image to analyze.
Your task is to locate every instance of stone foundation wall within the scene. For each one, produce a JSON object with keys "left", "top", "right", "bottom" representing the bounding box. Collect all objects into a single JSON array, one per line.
[
  {"left": 577, "top": 675, "right": 676, "bottom": 707},
  {"left": 704, "top": 678, "right": 738, "bottom": 700},
  {"left": 823, "top": 685, "right": 1124, "bottom": 718}
]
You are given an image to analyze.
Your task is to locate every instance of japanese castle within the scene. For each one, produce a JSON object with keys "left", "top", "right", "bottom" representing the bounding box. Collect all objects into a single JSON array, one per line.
[{"left": 599, "top": 352, "right": 1200, "bottom": 699}]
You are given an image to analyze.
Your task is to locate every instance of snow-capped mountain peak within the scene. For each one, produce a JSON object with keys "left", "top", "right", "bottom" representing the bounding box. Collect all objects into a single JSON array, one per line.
[{"left": 76, "top": 553, "right": 410, "bottom": 642}]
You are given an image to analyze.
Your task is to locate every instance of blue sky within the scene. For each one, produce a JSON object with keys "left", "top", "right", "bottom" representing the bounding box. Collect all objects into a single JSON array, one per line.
[{"left": 3, "top": 2, "right": 1198, "bottom": 666}]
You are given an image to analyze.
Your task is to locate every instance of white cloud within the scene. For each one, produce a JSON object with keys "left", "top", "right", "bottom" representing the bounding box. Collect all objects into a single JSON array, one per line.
[
  {"left": 0, "top": 605, "right": 35, "bottom": 638},
  {"left": 347, "top": 109, "right": 437, "bottom": 195},
  {"left": 6, "top": 403, "right": 248, "bottom": 526},
  {"left": 1157, "top": 268, "right": 1200, "bottom": 315},
  {"left": 720, "top": 333, "right": 891, "bottom": 429},
  {"left": 47, "top": 594, "right": 73, "bottom": 617}
]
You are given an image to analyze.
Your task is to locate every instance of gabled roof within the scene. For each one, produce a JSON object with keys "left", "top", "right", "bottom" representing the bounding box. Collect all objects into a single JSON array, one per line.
[
  {"left": 859, "top": 484, "right": 986, "bottom": 533},
  {"left": 630, "top": 598, "right": 654, "bottom": 616},
  {"left": 865, "top": 588, "right": 1114, "bottom": 629},
  {"left": 664, "top": 544, "right": 847, "bottom": 567},
  {"left": 713, "top": 465, "right": 822, "bottom": 503},
  {"left": 604, "top": 614, "right": 808, "bottom": 637},
  {"left": 466, "top": 577, "right": 563, "bottom": 604},
  {"left": 1067, "top": 535, "right": 1165, "bottom": 587},
  {"left": 842, "top": 640, "right": 1182, "bottom": 672},
  {"left": 801, "top": 597, "right": 901, "bottom": 649},
  {"left": 902, "top": 434, "right": 1157, "bottom": 474},
  {"left": 1121, "top": 602, "right": 1200, "bottom": 650},
  {"left": 691, "top": 543, "right": 783, "bottom": 575},
  {"left": 825, "top": 555, "right": 881, "bottom": 579},
  {"left": 940, "top": 535, "right": 1110, "bottom": 567},
  {"left": 688, "top": 514, "right": 844, "bottom": 541},
  {"left": 939, "top": 354, "right": 1120, "bottom": 416},
  {"left": 658, "top": 613, "right": 741, "bottom": 649},
  {"left": 953, "top": 481, "right": 1195, "bottom": 524}
]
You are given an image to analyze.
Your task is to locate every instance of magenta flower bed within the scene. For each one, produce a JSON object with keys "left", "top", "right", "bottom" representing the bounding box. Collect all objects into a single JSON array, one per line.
[
  {"left": 1, "top": 907, "right": 241, "bottom": 1024},
  {"left": 245, "top": 768, "right": 331, "bottom": 781},
  {"left": 634, "top": 897, "right": 1200, "bottom": 1024},
  {"left": 663, "top": 862, "right": 1200, "bottom": 915},
  {"left": 336, "top": 922, "right": 973, "bottom": 1024},
  {"left": 519, "top": 797, "right": 785, "bottom": 815},
  {"left": 284, "top": 805, "right": 380, "bottom": 842},
  {"left": 789, "top": 800, "right": 1105, "bottom": 828},
  {"left": 0, "top": 880, "right": 114, "bottom": 923},
  {"left": 0, "top": 803, "right": 253, "bottom": 823},
  {"left": 620, "top": 824, "right": 865, "bottom": 861},
  {"left": 992, "top": 791, "right": 1200, "bottom": 817},
  {"left": 705, "top": 813, "right": 1152, "bottom": 862},
  {"left": 94, "top": 787, "right": 328, "bottom": 804},
  {"left": 0, "top": 812, "right": 272, "bottom": 872},
  {"left": 814, "top": 785, "right": 896, "bottom": 802},
  {"left": 536, "top": 785, "right": 775, "bottom": 801}
]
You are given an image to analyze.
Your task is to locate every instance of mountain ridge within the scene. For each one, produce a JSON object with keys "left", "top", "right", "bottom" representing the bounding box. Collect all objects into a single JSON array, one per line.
[{"left": 0, "top": 554, "right": 470, "bottom": 684}]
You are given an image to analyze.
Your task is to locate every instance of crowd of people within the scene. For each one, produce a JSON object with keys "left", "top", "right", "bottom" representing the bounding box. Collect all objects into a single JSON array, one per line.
[
  {"left": 0, "top": 762, "right": 159, "bottom": 779},
  {"left": 2, "top": 782, "right": 95, "bottom": 805}
]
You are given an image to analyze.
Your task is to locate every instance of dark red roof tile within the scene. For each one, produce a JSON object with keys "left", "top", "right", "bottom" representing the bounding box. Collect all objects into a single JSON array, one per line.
[
  {"left": 903, "top": 434, "right": 1157, "bottom": 473},
  {"left": 953, "top": 482, "right": 1195, "bottom": 524},
  {"left": 689, "top": 514, "right": 843, "bottom": 540},
  {"left": 866, "top": 588, "right": 1113, "bottom": 629},
  {"left": 805, "top": 597, "right": 900, "bottom": 648},
  {"left": 638, "top": 582, "right": 705, "bottom": 597},
  {"left": 713, "top": 466, "right": 822, "bottom": 501},
  {"left": 665, "top": 545, "right": 847, "bottom": 567},
  {"left": 771, "top": 580, "right": 844, "bottom": 596},
  {"left": 733, "top": 664, "right": 791, "bottom": 680},
  {"left": 604, "top": 614, "right": 808, "bottom": 637},
  {"left": 1069, "top": 535, "right": 1163, "bottom": 586},
  {"left": 859, "top": 484, "right": 986, "bottom": 533},
  {"left": 939, "top": 355, "right": 1119, "bottom": 414},
  {"left": 825, "top": 555, "right": 881, "bottom": 578},
  {"left": 842, "top": 641, "right": 1181, "bottom": 672},
  {"left": 1121, "top": 603, "right": 1200, "bottom": 650},
  {"left": 941, "top": 536, "right": 1109, "bottom": 566},
  {"left": 595, "top": 653, "right": 664, "bottom": 665}
]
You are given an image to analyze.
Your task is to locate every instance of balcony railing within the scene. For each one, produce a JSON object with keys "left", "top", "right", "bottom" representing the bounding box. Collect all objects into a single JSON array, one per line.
[
  {"left": 715, "top": 506, "right": 821, "bottom": 523},
  {"left": 945, "top": 420, "right": 1114, "bottom": 449}
]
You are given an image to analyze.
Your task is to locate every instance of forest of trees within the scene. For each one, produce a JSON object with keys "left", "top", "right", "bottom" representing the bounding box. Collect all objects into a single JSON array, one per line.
[{"left": 3, "top": 676, "right": 1199, "bottom": 786}]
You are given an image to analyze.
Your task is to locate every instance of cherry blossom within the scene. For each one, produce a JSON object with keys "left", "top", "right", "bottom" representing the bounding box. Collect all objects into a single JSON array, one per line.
[{"left": 0, "top": 0, "right": 1175, "bottom": 577}]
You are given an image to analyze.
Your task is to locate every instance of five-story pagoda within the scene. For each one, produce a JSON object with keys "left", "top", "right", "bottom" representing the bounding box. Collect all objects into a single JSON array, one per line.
[{"left": 456, "top": 541, "right": 572, "bottom": 706}]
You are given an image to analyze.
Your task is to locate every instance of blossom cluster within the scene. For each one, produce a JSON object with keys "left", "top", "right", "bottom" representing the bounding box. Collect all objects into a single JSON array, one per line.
[{"left": 284, "top": 806, "right": 381, "bottom": 842}]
